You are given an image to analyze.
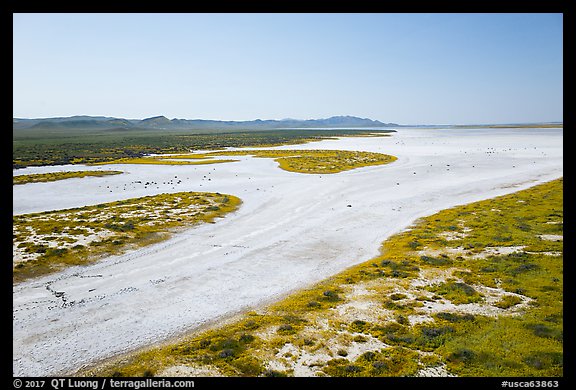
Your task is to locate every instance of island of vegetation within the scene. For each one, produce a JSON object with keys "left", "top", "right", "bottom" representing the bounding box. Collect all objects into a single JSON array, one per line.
[
  {"left": 204, "top": 149, "right": 398, "bottom": 174},
  {"left": 84, "top": 178, "right": 562, "bottom": 377},
  {"left": 13, "top": 170, "right": 123, "bottom": 185},
  {"left": 13, "top": 192, "right": 241, "bottom": 283},
  {"left": 91, "top": 149, "right": 397, "bottom": 174}
]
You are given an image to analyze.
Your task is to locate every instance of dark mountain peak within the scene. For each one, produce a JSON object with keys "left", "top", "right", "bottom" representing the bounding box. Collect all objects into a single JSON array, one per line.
[
  {"left": 105, "top": 118, "right": 133, "bottom": 127},
  {"left": 141, "top": 115, "right": 170, "bottom": 123},
  {"left": 138, "top": 116, "right": 172, "bottom": 128},
  {"left": 313, "top": 116, "right": 386, "bottom": 126}
]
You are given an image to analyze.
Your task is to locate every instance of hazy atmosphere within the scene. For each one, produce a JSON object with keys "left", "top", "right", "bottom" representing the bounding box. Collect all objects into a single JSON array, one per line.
[{"left": 13, "top": 13, "right": 562, "bottom": 124}]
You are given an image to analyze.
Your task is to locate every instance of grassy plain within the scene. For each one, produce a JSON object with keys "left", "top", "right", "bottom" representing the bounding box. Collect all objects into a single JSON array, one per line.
[
  {"left": 13, "top": 192, "right": 241, "bottom": 283},
  {"left": 13, "top": 128, "right": 395, "bottom": 168},
  {"left": 85, "top": 179, "right": 562, "bottom": 377}
]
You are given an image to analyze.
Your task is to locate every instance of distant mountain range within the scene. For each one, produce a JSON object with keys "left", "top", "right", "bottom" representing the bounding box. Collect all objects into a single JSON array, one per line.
[{"left": 13, "top": 115, "right": 399, "bottom": 131}]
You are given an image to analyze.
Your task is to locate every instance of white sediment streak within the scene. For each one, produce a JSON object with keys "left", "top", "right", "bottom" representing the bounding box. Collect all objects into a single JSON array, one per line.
[{"left": 13, "top": 127, "right": 563, "bottom": 376}]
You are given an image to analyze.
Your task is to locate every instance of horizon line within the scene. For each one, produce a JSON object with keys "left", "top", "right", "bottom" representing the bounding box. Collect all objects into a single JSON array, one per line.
[{"left": 12, "top": 114, "right": 563, "bottom": 127}]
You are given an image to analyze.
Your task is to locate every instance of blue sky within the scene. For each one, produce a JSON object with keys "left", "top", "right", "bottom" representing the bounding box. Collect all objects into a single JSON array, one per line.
[{"left": 13, "top": 13, "right": 563, "bottom": 124}]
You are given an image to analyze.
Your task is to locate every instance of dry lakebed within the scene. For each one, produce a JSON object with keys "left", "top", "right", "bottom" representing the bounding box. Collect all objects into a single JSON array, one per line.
[{"left": 12, "top": 127, "right": 563, "bottom": 376}]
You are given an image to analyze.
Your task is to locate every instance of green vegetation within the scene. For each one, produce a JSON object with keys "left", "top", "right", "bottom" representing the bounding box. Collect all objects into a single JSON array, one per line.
[
  {"left": 205, "top": 149, "right": 397, "bottom": 174},
  {"left": 13, "top": 170, "right": 123, "bottom": 185},
  {"left": 13, "top": 192, "right": 241, "bottom": 283},
  {"left": 84, "top": 179, "right": 562, "bottom": 377},
  {"left": 94, "top": 149, "right": 397, "bottom": 173},
  {"left": 13, "top": 127, "right": 394, "bottom": 168},
  {"left": 426, "top": 281, "right": 483, "bottom": 304},
  {"left": 494, "top": 295, "right": 523, "bottom": 309}
]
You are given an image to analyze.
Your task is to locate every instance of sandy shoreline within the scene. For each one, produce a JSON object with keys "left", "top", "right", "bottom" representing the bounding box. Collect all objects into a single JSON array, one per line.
[{"left": 13, "top": 127, "right": 563, "bottom": 376}]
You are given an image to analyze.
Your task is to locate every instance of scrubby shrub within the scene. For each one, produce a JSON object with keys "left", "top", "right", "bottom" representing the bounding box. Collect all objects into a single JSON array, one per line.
[
  {"left": 523, "top": 352, "right": 563, "bottom": 370},
  {"left": 421, "top": 326, "right": 454, "bottom": 338},
  {"left": 307, "top": 300, "right": 321, "bottom": 308},
  {"left": 34, "top": 245, "right": 47, "bottom": 254},
  {"left": 371, "top": 361, "right": 388, "bottom": 372},
  {"left": 344, "top": 365, "right": 362, "bottom": 373},
  {"left": 239, "top": 334, "right": 255, "bottom": 343},
  {"left": 360, "top": 351, "right": 376, "bottom": 361},
  {"left": 231, "top": 356, "right": 263, "bottom": 376},
  {"left": 218, "top": 349, "right": 235, "bottom": 358},
  {"left": 447, "top": 348, "right": 476, "bottom": 364},
  {"left": 494, "top": 295, "right": 523, "bottom": 309},
  {"left": 428, "top": 281, "right": 482, "bottom": 304},
  {"left": 390, "top": 293, "right": 407, "bottom": 301},
  {"left": 216, "top": 338, "right": 240, "bottom": 352},
  {"left": 322, "top": 290, "right": 340, "bottom": 301},
  {"left": 420, "top": 255, "right": 452, "bottom": 266},
  {"left": 263, "top": 369, "right": 288, "bottom": 377},
  {"left": 198, "top": 339, "right": 211, "bottom": 348},
  {"left": 524, "top": 323, "right": 562, "bottom": 341},
  {"left": 323, "top": 359, "right": 365, "bottom": 377},
  {"left": 349, "top": 320, "right": 369, "bottom": 333},
  {"left": 379, "top": 259, "right": 420, "bottom": 278},
  {"left": 277, "top": 324, "right": 294, "bottom": 334},
  {"left": 303, "top": 338, "right": 315, "bottom": 346},
  {"left": 391, "top": 270, "right": 409, "bottom": 278},
  {"left": 243, "top": 320, "right": 259, "bottom": 330},
  {"left": 436, "top": 312, "right": 475, "bottom": 322},
  {"left": 384, "top": 330, "right": 416, "bottom": 346},
  {"left": 45, "top": 248, "right": 68, "bottom": 257},
  {"left": 510, "top": 263, "right": 540, "bottom": 275}
]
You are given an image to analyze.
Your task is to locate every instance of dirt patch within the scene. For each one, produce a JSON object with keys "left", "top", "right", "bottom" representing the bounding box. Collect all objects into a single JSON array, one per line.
[
  {"left": 265, "top": 330, "right": 390, "bottom": 377},
  {"left": 418, "top": 245, "right": 527, "bottom": 260},
  {"left": 539, "top": 234, "right": 563, "bottom": 241},
  {"left": 415, "top": 363, "right": 456, "bottom": 377},
  {"left": 411, "top": 268, "right": 532, "bottom": 318},
  {"left": 438, "top": 231, "right": 469, "bottom": 241},
  {"left": 331, "top": 300, "right": 394, "bottom": 324}
]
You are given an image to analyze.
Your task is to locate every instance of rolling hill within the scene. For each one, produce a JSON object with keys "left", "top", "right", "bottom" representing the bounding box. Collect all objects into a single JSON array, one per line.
[{"left": 13, "top": 115, "right": 399, "bottom": 131}]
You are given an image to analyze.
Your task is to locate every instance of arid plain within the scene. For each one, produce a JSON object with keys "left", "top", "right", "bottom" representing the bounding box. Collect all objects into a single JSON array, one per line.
[{"left": 13, "top": 127, "right": 563, "bottom": 376}]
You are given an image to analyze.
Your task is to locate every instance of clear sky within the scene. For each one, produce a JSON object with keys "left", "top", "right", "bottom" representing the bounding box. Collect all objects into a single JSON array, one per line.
[{"left": 13, "top": 13, "right": 563, "bottom": 124}]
